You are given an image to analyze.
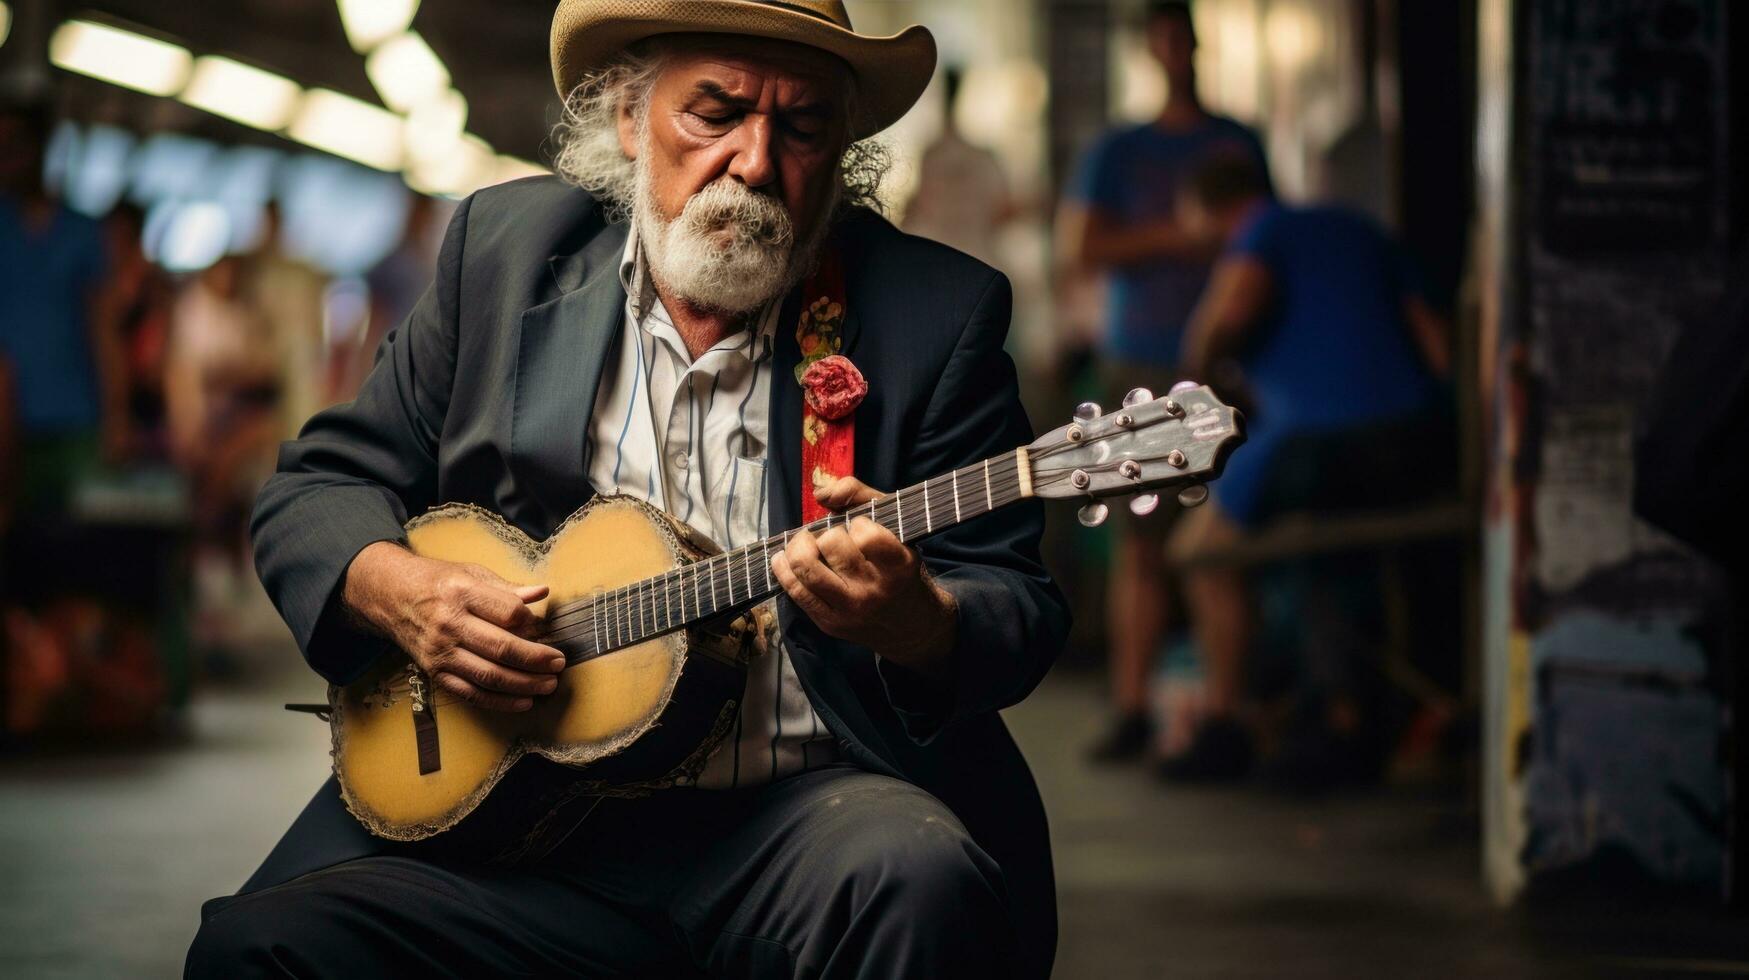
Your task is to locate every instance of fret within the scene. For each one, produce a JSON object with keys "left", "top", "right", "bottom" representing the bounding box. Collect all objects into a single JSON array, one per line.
[{"left": 537, "top": 452, "right": 1030, "bottom": 660}]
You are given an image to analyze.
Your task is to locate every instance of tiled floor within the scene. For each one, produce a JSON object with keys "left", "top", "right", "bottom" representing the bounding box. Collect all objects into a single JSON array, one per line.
[{"left": 2, "top": 666, "right": 1745, "bottom": 978}]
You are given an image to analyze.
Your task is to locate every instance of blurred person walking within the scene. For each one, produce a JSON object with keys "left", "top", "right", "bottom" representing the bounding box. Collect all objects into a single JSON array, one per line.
[
  {"left": 165, "top": 255, "right": 282, "bottom": 658},
  {"left": 105, "top": 203, "right": 175, "bottom": 460},
  {"left": 0, "top": 101, "right": 128, "bottom": 513},
  {"left": 1168, "top": 155, "right": 1453, "bottom": 784},
  {"left": 242, "top": 203, "right": 330, "bottom": 440},
  {"left": 1058, "top": 1, "right": 1269, "bottom": 761},
  {"left": 903, "top": 67, "right": 1016, "bottom": 269}
]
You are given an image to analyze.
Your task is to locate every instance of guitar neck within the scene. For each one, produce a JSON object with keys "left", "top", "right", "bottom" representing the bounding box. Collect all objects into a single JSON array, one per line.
[{"left": 540, "top": 449, "right": 1035, "bottom": 661}]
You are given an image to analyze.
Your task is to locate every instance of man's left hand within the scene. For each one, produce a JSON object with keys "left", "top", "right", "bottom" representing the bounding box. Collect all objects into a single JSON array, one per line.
[{"left": 772, "top": 477, "right": 957, "bottom": 681}]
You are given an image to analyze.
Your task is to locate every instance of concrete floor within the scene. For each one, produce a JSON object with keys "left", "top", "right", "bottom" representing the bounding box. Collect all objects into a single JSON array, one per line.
[{"left": 2, "top": 667, "right": 1746, "bottom": 978}]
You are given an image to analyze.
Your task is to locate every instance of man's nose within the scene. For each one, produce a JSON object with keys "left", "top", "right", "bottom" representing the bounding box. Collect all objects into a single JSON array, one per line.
[{"left": 727, "top": 115, "right": 778, "bottom": 189}]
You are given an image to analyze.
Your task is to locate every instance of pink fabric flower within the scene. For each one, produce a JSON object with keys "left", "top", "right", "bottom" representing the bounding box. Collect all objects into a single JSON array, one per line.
[{"left": 801, "top": 355, "right": 868, "bottom": 421}]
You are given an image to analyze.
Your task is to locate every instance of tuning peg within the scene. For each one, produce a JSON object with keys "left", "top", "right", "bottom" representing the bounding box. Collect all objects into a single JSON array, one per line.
[
  {"left": 1177, "top": 484, "right": 1210, "bottom": 508},
  {"left": 1122, "top": 387, "right": 1155, "bottom": 408},
  {"left": 1170, "top": 381, "right": 1200, "bottom": 394},
  {"left": 1129, "top": 493, "right": 1161, "bottom": 517},
  {"left": 1074, "top": 402, "right": 1103, "bottom": 421},
  {"left": 1077, "top": 501, "right": 1110, "bottom": 528}
]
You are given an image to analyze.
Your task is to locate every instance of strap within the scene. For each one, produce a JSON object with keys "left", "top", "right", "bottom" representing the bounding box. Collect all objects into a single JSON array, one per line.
[{"left": 795, "top": 249, "right": 855, "bottom": 523}]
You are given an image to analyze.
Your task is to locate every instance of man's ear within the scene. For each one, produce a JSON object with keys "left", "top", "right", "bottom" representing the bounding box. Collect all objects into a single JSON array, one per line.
[{"left": 617, "top": 101, "right": 640, "bottom": 160}]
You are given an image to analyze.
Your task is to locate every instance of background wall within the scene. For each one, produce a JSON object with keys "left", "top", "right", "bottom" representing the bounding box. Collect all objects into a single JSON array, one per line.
[{"left": 1480, "top": 0, "right": 1740, "bottom": 901}]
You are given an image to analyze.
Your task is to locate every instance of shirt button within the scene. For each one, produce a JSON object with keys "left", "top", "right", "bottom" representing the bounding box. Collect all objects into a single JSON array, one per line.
[{"left": 672, "top": 451, "right": 690, "bottom": 470}]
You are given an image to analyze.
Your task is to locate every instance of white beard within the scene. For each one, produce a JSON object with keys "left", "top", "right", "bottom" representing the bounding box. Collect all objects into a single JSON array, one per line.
[{"left": 632, "top": 151, "right": 837, "bottom": 316}]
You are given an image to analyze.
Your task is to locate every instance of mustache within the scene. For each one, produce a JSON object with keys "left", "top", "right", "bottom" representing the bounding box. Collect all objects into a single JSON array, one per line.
[{"left": 678, "top": 179, "right": 794, "bottom": 250}]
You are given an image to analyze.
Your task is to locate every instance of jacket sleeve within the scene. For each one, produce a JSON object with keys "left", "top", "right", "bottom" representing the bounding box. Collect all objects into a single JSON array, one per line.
[
  {"left": 877, "top": 270, "right": 1072, "bottom": 742},
  {"left": 250, "top": 196, "right": 472, "bottom": 685}
]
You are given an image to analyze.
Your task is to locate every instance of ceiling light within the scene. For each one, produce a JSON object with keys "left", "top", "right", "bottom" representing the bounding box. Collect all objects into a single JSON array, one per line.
[
  {"left": 180, "top": 56, "right": 303, "bottom": 132},
  {"left": 366, "top": 31, "right": 450, "bottom": 113},
  {"left": 49, "top": 20, "right": 192, "bottom": 97},
  {"left": 288, "top": 88, "right": 404, "bottom": 171},
  {"left": 403, "top": 88, "right": 468, "bottom": 164},
  {"left": 338, "top": 0, "right": 421, "bottom": 53},
  {"left": 405, "top": 133, "right": 495, "bottom": 197},
  {"left": 1, "top": 4, "right": 14, "bottom": 50}
]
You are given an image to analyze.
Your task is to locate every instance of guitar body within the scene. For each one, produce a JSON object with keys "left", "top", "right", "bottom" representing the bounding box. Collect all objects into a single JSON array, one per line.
[{"left": 330, "top": 495, "right": 749, "bottom": 859}]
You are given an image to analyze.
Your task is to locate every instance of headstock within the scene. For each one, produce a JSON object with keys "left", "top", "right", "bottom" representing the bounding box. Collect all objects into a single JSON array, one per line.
[{"left": 1026, "top": 383, "right": 1245, "bottom": 527}]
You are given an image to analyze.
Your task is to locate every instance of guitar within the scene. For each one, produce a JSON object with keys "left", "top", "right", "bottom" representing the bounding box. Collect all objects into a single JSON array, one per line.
[{"left": 317, "top": 385, "right": 1243, "bottom": 859}]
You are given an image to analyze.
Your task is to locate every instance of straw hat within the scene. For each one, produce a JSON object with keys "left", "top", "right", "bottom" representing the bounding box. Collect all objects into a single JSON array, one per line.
[{"left": 550, "top": 1, "right": 937, "bottom": 138}]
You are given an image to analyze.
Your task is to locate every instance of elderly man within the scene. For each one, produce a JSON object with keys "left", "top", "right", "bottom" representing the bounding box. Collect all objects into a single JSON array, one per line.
[{"left": 185, "top": 2, "right": 1068, "bottom": 977}]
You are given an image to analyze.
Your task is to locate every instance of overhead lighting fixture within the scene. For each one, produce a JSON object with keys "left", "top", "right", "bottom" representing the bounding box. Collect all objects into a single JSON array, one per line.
[
  {"left": 366, "top": 31, "right": 450, "bottom": 113},
  {"left": 1, "top": 3, "right": 13, "bottom": 50},
  {"left": 338, "top": 0, "right": 421, "bottom": 53},
  {"left": 49, "top": 19, "right": 193, "bottom": 96},
  {"left": 180, "top": 56, "right": 303, "bottom": 132},
  {"left": 288, "top": 88, "right": 404, "bottom": 172},
  {"left": 403, "top": 88, "right": 468, "bottom": 164},
  {"left": 405, "top": 132, "right": 494, "bottom": 197}
]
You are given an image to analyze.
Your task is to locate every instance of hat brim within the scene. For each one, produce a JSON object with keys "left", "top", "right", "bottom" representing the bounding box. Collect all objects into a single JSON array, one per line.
[{"left": 551, "top": 2, "right": 937, "bottom": 140}]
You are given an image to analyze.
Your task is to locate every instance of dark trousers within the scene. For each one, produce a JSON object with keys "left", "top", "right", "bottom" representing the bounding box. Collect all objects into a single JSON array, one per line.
[{"left": 185, "top": 765, "right": 1018, "bottom": 978}]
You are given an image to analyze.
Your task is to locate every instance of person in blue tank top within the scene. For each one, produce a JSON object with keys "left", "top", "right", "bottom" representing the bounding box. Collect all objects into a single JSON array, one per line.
[
  {"left": 1162, "top": 153, "right": 1454, "bottom": 783},
  {"left": 1060, "top": 0, "right": 1272, "bottom": 764},
  {"left": 0, "top": 101, "right": 125, "bottom": 514}
]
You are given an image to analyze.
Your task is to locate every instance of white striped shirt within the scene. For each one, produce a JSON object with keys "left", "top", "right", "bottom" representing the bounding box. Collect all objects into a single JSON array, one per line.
[{"left": 583, "top": 227, "right": 836, "bottom": 789}]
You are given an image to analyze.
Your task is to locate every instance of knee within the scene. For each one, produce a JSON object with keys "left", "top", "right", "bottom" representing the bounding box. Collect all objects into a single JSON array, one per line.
[
  {"left": 186, "top": 884, "right": 355, "bottom": 978},
  {"left": 185, "top": 893, "right": 286, "bottom": 978},
  {"left": 838, "top": 811, "right": 1007, "bottom": 923}
]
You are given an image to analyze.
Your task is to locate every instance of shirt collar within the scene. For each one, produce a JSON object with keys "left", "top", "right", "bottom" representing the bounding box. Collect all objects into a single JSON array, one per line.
[{"left": 619, "top": 221, "right": 781, "bottom": 365}]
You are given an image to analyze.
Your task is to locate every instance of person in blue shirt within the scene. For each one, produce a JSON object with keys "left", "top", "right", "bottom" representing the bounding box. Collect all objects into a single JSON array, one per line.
[
  {"left": 0, "top": 101, "right": 126, "bottom": 513},
  {"left": 1059, "top": 0, "right": 1271, "bottom": 762},
  {"left": 1165, "top": 153, "right": 1454, "bottom": 783}
]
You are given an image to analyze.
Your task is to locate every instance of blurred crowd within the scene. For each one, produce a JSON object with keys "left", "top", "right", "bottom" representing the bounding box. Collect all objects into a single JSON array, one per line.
[
  {"left": 1, "top": 1, "right": 1465, "bottom": 794},
  {"left": 1053, "top": 2, "right": 1460, "bottom": 795},
  {"left": 0, "top": 99, "right": 439, "bottom": 739}
]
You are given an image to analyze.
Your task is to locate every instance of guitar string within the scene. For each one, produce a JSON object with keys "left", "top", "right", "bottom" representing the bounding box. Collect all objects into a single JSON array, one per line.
[
  {"left": 535, "top": 456, "right": 1023, "bottom": 634},
  {"left": 537, "top": 438, "right": 1194, "bottom": 655},
  {"left": 536, "top": 463, "right": 1029, "bottom": 652},
  {"left": 538, "top": 471, "right": 1031, "bottom": 652}
]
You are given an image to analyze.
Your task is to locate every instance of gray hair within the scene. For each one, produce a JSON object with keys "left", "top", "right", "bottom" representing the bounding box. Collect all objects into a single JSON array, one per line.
[{"left": 550, "top": 43, "right": 891, "bottom": 219}]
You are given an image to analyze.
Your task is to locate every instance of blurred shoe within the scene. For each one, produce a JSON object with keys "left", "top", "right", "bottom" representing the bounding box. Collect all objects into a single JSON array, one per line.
[
  {"left": 1157, "top": 717, "right": 1254, "bottom": 783},
  {"left": 1085, "top": 711, "right": 1153, "bottom": 763}
]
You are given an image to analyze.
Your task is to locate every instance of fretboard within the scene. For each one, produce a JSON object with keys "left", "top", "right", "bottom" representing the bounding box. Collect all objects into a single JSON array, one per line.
[{"left": 538, "top": 450, "right": 1032, "bottom": 662}]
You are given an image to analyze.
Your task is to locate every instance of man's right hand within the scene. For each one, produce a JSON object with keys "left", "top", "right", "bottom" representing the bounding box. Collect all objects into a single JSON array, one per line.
[{"left": 341, "top": 541, "right": 567, "bottom": 712}]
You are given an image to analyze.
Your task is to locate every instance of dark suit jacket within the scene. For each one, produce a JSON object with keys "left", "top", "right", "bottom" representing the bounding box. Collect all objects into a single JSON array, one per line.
[{"left": 247, "top": 176, "right": 1070, "bottom": 964}]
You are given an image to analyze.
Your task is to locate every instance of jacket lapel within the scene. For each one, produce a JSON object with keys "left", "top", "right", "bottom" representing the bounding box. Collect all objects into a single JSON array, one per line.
[{"left": 510, "top": 218, "right": 630, "bottom": 534}]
